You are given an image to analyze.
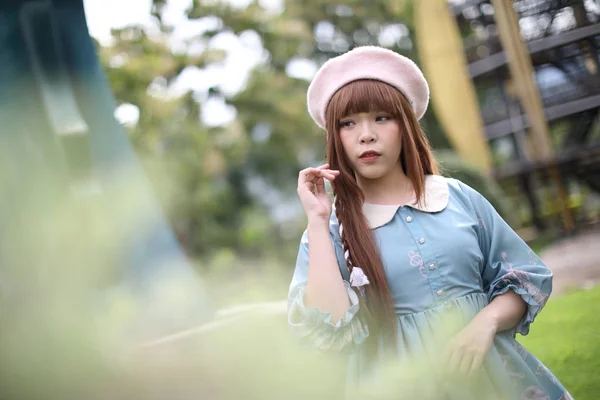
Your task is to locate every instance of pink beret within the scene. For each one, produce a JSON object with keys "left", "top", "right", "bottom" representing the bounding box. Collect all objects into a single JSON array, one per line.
[{"left": 307, "top": 46, "right": 430, "bottom": 129}]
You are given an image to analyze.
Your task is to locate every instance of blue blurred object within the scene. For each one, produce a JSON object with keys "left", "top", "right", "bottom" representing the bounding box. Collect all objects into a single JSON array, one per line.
[{"left": 0, "top": 0, "right": 211, "bottom": 337}]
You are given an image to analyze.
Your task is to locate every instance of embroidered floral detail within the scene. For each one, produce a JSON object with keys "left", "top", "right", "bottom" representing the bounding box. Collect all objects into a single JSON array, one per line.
[
  {"left": 500, "top": 353, "right": 525, "bottom": 382},
  {"left": 501, "top": 251, "right": 513, "bottom": 268},
  {"left": 513, "top": 340, "right": 528, "bottom": 361},
  {"left": 535, "top": 363, "right": 560, "bottom": 386},
  {"left": 501, "top": 252, "right": 550, "bottom": 307},
  {"left": 408, "top": 250, "right": 427, "bottom": 278},
  {"left": 521, "top": 385, "right": 550, "bottom": 400},
  {"left": 528, "top": 249, "right": 541, "bottom": 265},
  {"left": 478, "top": 216, "right": 488, "bottom": 232}
]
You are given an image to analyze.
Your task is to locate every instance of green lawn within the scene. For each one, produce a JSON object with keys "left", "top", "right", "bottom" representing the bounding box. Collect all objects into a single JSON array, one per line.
[{"left": 518, "top": 286, "right": 600, "bottom": 400}]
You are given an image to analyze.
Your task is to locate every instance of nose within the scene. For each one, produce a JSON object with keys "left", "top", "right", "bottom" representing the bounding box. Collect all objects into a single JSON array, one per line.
[{"left": 358, "top": 121, "right": 377, "bottom": 144}]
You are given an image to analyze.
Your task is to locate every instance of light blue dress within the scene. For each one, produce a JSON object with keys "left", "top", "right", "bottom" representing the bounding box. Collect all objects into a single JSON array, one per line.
[{"left": 288, "top": 176, "right": 572, "bottom": 399}]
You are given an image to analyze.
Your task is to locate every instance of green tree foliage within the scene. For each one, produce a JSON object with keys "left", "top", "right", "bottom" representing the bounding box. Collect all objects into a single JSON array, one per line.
[{"left": 99, "top": 26, "right": 255, "bottom": 257}]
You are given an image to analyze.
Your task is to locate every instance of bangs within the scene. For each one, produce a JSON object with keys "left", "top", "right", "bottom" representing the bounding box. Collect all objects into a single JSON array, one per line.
[{"left": 327, "top": 79, "right": 405, "bottom": 122}]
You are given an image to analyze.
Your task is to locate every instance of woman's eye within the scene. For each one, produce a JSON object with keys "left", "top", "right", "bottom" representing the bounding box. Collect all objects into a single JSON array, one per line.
[
  {"left": 340, "top": 120, "right": 354, "bottom": 128},
  {"left": 376, "top": 115, "right": 390, "bottom": 122}
]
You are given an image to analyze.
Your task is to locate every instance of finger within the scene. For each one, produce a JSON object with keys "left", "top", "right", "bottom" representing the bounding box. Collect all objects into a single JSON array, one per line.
[
  {"left": 306, "top": 181, "right": 316, "bottom": 193},
  {"left": 458, "top": 352, "right": 473, "bottom": 376},
  {"left": 305, "top": 167, "right": 335, "bottom": 177},
  {"left": 321, "top": 169, "right": 340, "bottom": 177},
  {"left": 298, "top": 169, "right": 310, "bottom": 186},
  {"left": 315, "top": 176, "right": 326, "bottom": 195},
  {"left": 301, "top": 168, "right": 320, "bottom": 177},
  {"left": 298, "top": 172, "right": 316, "bottom": 192},
  {"left": 298, "top": 182, "right": 315, "bottom": 197},
  {"left": 306, "top": 170, "right": 337, "bottom": 184},
  {"left": 309, "top": 167, "right": 339, "bottom": 177},
  {"left": 298, "top": 168, "right": 323, "bottom": 185},
  {"left": 468, "top": 354, "right": 485, "bottom": 376},
  {"left": 444, "top": 348, "right": 461, "bottom": 374},
  {"left": 320, "top": 172, "right": 337, "bottom": 181},
  {"left": 320, "top": 168, "right": 339, "bottom": 175}
]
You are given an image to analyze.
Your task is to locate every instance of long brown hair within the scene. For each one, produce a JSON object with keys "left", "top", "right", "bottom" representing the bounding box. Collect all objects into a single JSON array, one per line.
[{"left": 325, "top": 79, "right": 439, "bottom": 356}]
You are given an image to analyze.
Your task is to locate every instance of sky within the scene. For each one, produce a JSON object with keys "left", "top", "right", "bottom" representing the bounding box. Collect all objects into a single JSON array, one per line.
[{"left": 83, "top": 0, "right": 295, "bottom": 127}]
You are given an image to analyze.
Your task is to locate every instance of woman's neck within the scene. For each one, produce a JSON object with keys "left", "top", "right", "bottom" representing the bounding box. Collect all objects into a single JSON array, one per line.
[{"left": 357, "top": 165, "right": 414, "bottom": 205}]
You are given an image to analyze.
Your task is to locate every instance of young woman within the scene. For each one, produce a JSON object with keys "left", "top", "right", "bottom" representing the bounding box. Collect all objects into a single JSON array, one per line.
[{"left": 288, "top": 46, "right": 572, "bottom": 399}]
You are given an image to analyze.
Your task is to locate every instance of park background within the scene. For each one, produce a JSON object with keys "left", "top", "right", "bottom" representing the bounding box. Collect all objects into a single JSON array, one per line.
[{"left": 0, "top": 0, "right": 598, "bottom": 399}]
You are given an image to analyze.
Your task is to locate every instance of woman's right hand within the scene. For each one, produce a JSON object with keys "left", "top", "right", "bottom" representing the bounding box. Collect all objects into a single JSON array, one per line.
[{"left": 297, "top": 164, "right": 340, "bottom": 223}]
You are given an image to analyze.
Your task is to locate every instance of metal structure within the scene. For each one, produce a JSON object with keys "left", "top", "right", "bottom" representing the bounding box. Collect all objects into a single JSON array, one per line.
[{"left": 450, "top": 0, "right": 600, "bottom": 233}]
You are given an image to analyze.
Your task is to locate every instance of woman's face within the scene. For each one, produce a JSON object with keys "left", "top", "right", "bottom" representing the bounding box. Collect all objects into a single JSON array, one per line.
[{"left": 338, "top": 111, "right": 403, "bottom": 181}]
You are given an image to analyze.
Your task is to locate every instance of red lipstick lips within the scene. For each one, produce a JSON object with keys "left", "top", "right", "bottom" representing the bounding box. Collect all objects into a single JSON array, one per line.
[{"left": 359, "top": 150, "right": 381, "bottom": 162}]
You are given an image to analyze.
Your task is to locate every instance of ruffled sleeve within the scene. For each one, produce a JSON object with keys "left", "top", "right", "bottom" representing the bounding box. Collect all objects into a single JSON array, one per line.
[
  {"left": 287, "top": 227, "right": 369, "bottom": 351},
  {"left": 459, "top": 181, "right": 552, "bottom": 336}
]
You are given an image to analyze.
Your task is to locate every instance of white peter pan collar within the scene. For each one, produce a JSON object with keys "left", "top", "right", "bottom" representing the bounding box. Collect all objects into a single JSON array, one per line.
[{"left": 362, "top": 175, "right": 449, "bottom": 229}]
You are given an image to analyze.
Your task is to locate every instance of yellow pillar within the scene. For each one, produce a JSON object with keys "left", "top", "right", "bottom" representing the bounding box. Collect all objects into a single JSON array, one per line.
[
  {"left": 414, "top": 0, "right": 492, "bottom": 174},
  {"left": 491, "top": 0, "right": 574, "bottom": 232},
  {"left": 491, "top": 0, "right": 555, "bottom": 160}
]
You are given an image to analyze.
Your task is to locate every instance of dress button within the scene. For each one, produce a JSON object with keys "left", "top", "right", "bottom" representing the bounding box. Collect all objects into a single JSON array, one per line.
[
  {"left": 406, "top": 216, "right": 413, "bottom": 223},
  {"left": 419, "top": 238, "right": 425, "bottom": 244},
  {"left": 437, "top": 289, "right": 443, "bottom": 296},
  {"left": 429, "top": 263, "right": 435, "bottom": 270}
]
